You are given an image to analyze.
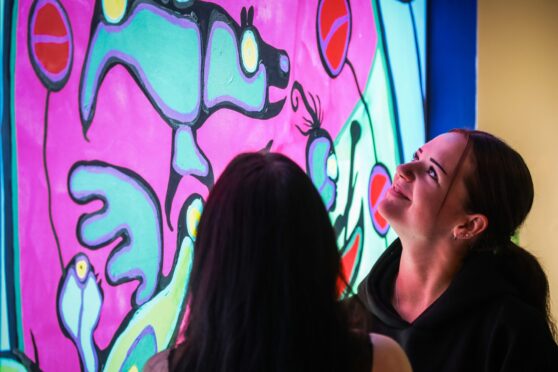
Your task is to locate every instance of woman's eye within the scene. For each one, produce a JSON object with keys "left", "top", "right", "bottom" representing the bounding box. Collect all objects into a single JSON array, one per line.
[
  {"left": 412, "top": 152, "right": 419, "bottom": 161},
  {"left": 427, "top": 167, "right": 438, "bottom": 181}
]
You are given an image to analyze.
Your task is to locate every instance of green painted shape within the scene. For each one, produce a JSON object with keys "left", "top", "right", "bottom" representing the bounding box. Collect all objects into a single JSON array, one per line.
[
  {"left": 309, "top": 137, "right": 335, "bottom": 208},
  {"left": 370, "top": 0, "right": 401, "bottom": 167},
  {"left": 102, "top": 237, "right": 194, "bottom": 371},
  {"left": 69, "top": 163, "right": 162, "bottom": 306},
  {"left": 83, "top": 4, "right": 201, "bottom": 120},
  {"left": 369, "top": 0, "right": 400, "bottom": 248},
  {"left": 59, "top": 272, "right": 82, "bottom": 339},
  {"left": 120, "top": 327, "right": 157, "bottom": 372},
  {"left": 0, "top": 357, "right": 28, "bottom": 372},
  {"left": 79, "top": 274, "right": 102, "bottom": 372},
  {"left": 58, "top": 260, "right": 102, "bottom": 372},
  {"left": 366, "top": 51, "right": 399, "bottom": 170},
  {"left": 205, "top": 21, "right": 266, "bottom": 111},
  {"left": 330, "top": 33, "right": 402, "bottom": 289},
  {"left": 309, "top": 138, "right": 329, "bottom": 192},
  {"left": 173, "top": 126, "right": 209, "bottom": 176}
]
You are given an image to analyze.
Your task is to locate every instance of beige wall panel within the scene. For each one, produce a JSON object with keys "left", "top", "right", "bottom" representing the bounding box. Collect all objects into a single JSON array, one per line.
[{"left": 478, "top": 0, "right": 558, "bottom": 323}]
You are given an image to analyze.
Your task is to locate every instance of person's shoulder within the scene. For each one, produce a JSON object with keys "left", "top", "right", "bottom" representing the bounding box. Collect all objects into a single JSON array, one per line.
[
  {"left": 489, "top": 295, "right": 558, "bottom": 353},
  {"left": 481, "top": 296, "right": 558, "bottom": 369},
  {"left": 143, "top": 349, "right": 171, "bottom": 372},
  {"left": 492, "top": 295, "right": 550, "bottom": 332},
  {"left": 369, "top": 333, "right": 412, "bottom": 372},
  {"left": 342, "top": 295, "right": 375, "bottom": 331}
]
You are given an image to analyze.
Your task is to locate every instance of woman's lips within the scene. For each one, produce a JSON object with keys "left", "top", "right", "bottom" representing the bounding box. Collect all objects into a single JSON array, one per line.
[{"left": 388, "top": 184, "right": 410, "bottom": 201}]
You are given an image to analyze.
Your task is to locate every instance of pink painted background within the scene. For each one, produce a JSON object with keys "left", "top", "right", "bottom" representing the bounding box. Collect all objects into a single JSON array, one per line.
[{"left": 13, "top": 0, "right": 378, "bottom": 369}]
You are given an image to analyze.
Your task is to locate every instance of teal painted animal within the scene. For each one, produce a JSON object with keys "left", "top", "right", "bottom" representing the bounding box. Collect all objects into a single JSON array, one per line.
[{"left": 80, "top": 0, "right": 290, "bottom": 227}]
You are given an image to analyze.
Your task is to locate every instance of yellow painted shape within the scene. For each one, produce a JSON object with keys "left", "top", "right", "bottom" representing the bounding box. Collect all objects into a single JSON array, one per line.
[
  {"left": 187, "top": 208, "right": 201, "bottom": 239},
  {"left": 241, "top": 31, "right": 258, "bottom": 73},
  {"left": 102, "top": 0, "right": 127, "bottom": 24},
  {"left": 76, "top": 257, "right": 88, "bottom": 281}
]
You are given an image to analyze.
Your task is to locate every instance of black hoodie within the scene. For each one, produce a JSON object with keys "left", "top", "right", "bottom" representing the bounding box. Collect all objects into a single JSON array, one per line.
[{"left": 346, "top": 239, "right": 558, "bottom": 372}]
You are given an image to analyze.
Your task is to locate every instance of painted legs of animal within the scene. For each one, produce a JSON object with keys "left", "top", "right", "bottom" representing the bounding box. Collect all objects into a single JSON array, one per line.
[{"left": 165, "top": 126, "right": 213, "bottom": 230}]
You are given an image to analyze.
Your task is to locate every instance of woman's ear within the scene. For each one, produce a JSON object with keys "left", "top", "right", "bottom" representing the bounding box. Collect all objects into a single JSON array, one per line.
[{"left": 452, "top": 213, "right": 488, "bottom": 240}]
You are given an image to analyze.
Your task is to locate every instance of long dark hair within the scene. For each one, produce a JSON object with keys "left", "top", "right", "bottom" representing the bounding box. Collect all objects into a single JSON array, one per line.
[
  {"left": 171, "top": 152, "right": 369, "bottom": 372},
  {"left": 451, "top": 129, "right": 555, "bottom": 337}
]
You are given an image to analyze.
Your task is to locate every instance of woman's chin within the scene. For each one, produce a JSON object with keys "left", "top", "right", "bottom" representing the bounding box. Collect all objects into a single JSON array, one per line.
[{"left": 378, "top": 199, "right": 396, "bottom": 222}]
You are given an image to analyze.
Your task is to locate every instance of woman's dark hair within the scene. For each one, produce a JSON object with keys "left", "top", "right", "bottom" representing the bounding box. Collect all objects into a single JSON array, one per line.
[
  {"left": 171, "top": 152, "right": 369, "bottom": 372},
  {"left": 450, "top": 129, "right": 555, "bottom": 337}
]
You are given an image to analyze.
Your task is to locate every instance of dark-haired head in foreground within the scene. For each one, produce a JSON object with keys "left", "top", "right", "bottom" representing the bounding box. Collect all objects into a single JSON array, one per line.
[{"left": 170, "top": 152, "right": 370, "bottom": 372}]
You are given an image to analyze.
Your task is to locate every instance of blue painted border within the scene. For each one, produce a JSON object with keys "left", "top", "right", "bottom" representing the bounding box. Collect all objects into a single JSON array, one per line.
[{"left": 427, "top": 0, "right": 477, "bottom": 139}]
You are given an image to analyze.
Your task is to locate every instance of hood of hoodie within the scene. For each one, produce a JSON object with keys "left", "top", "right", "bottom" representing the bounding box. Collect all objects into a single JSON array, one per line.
[{"left": 357, "top": 239, "right": 520, "bottom": 330}]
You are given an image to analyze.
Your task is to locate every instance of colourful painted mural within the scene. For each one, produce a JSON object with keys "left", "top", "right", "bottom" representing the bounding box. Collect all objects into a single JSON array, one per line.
[{"left": 1, "top": 0, "right": 426, "bottom": 370}]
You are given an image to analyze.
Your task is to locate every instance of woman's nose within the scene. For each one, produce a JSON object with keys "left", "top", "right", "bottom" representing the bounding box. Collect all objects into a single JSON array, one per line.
[{"left": 396, "top": 162, "right": 414, "bottom": 182}]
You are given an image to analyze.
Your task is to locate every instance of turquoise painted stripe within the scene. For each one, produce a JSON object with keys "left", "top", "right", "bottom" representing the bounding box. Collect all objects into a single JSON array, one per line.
[
  {"left": 411, "top": 0, "right": 427, "bottom": 96},
  {"left": 0, "top": 0, "right": 11, "bottom": 351},
  {"left": 10, "top": 0, "right": 23, "bottom": 351},
  {"left": 378, "top": 0, "right": 425, "bottom": 162}
]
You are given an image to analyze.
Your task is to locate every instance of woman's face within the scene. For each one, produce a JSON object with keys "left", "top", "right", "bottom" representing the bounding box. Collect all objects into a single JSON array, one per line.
[{"left": 379, "top": 132, "right": 472, "bottom": 241}]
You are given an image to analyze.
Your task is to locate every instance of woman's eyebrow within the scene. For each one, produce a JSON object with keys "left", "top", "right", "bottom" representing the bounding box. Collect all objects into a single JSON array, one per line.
[
  {"left": 418, "top": 148, "right": 447, "bottom": 175},
  {"left": 430, "top": 158, "right": 447, "bottom": 175}
]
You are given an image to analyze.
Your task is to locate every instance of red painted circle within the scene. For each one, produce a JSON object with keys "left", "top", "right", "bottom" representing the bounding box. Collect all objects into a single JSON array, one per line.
[
  {"left": 337, "top": 231, "right": 361, "bottom": 296},
  {"left": 29, "top": 0, "right": 73, "bottom": 89},
  {"left": 369, "top": 164, "right": 391, "bottom": 236},
  {"left": 317, "top": 0, "right": 351, "bottom": 77},
  {"left": 371, "top": 174, "right": 388, "bottom": 228}
]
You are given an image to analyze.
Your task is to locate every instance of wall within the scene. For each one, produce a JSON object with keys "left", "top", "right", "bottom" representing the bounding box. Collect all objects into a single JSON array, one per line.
[
  {"left": 427, "top": 0, "right": 477, "bottom": 138},
  {"left": 478, "top": 0, "right": 558, "bottom": 323},
  {"left": 1, "top": 0, "right": 427, "bottom": 370}
]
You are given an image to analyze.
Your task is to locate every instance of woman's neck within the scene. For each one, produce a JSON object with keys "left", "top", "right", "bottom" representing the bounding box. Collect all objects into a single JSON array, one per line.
[{"left": 393, "top": 238, "right": 466, "bottom": 323}]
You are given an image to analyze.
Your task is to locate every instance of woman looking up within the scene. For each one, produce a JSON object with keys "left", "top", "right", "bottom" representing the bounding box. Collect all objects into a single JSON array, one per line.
[
  {"left": 347, "top": 129, "right": 558, "bottom": 372},
  {"left": 145, "top": 152, "right": 411, "bottom": 372}
]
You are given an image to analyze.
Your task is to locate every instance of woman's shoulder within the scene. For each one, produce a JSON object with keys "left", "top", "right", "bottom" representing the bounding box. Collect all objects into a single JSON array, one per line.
[
  {"left": 369, "top": 333, "right": 412, "bottom": 372},
  {"left": 483, "top": 296, "right": 558, "bottom": 368},
  {"left": 143, "top": 349, "right": 171, "bottom": 372},
  {"left": 491, "top": 295, "right": 551, "bottom": 332},
  {"left": 343, "top": 295, "right": 375, "bottom": 332}
]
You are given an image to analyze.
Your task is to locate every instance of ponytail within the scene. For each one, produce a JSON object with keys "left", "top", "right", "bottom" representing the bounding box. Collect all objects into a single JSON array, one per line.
[
  {"left": 450, "top": 129, "right": 555, "bottom": 339},
  {"left": 492, "top": 241, "right": 556, "bottom": 338},
  {"left": 473, "top": 238, "right": 557, "bottom": 340}
]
